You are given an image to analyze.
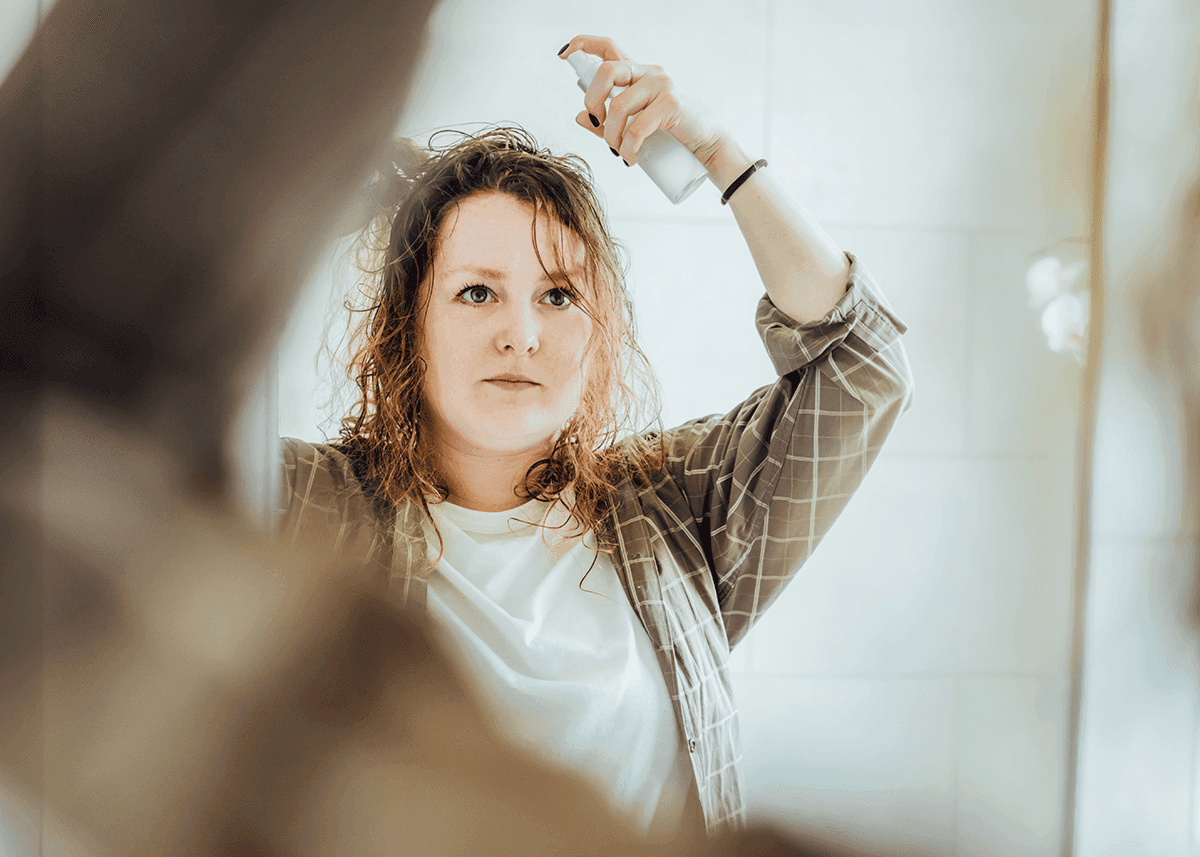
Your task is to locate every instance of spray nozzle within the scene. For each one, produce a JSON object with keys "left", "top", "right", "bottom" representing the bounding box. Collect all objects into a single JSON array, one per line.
[
  {"left": 565, "top": 50, "right": 625, "bottom": 97},
  {"left": 565, "top": 50, "right": 600, "bottom": 87}
]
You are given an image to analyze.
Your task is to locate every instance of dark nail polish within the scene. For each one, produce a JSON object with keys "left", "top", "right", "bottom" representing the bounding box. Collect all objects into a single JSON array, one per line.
[
  {"left": 623, "top": 158, "right": 631, "bottom": 167},
  {"left": 558, "top": 43, "right": 570, "bottom": 56},
  {"left": 589, "top": 113, "right": 600, "bottom": 128},
  {"left": 609, "top": 147, "right": 619, "bottom": 157}
]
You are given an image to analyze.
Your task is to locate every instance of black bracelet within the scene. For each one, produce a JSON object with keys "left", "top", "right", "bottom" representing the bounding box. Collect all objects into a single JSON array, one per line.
[{"left": 720, "top": 158, "right": 768, "bottom": 205}]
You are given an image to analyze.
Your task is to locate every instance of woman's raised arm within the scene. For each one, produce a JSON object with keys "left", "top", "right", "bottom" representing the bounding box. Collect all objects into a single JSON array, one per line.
[{"left": 559, "top": 33, "right": 850, "bottom": 325}]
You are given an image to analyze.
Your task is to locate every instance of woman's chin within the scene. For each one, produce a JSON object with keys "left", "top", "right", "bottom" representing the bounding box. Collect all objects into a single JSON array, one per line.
[{"left": 468, "top": 426, "right": 557, "bottom": 457}]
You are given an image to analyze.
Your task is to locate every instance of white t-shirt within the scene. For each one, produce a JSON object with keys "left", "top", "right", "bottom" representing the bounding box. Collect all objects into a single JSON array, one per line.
[{"left": 423, "top": 494, "right": 694, "bottom": 837}]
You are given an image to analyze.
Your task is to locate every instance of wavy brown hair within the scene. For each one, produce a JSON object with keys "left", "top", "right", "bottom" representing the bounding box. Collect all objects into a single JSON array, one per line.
[{"left": 338, "top": 125, "right": 665, "bottom": 543}]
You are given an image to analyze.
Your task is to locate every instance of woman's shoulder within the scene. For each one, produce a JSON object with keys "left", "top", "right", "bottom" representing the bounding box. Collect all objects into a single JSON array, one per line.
[
  {"left": 282, "top": 436, "right": 360, "bottom": 483},
  {"left": 278, "top": 437, "right": 395, "bottom": 563},
  {"left": 280, "top": 437, "right": 378, "bottom": 517}
]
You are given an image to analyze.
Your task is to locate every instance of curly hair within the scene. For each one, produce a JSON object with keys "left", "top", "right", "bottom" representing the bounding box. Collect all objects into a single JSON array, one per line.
[{"left": 338, "top": 125, "right": 665, "bottom": 546}]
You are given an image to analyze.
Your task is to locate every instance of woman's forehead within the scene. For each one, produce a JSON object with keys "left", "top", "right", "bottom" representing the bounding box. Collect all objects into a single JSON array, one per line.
[{"left": 437, "top": 192, "right": 585, "bottom": 265}]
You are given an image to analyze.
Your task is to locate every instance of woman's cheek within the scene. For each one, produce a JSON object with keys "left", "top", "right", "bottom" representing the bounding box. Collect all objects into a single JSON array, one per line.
[{"left": 565, "top": 311, "right": 593, "bottom": 359}]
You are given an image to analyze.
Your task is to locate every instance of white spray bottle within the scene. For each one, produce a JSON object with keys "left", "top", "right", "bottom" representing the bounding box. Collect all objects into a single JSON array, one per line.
[{"left": 565, "top": 50, "right": 709, "bottom": 205}]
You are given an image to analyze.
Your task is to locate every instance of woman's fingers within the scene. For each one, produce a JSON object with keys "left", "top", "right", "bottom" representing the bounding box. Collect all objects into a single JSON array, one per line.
[
  {"left": 574, "top": 111, "right": 605, "bottom": 138},
  {"left": 587, "top": 59, "right": 662, "bottom": 125},
  {"left": 610, "top": 90, "right": 677, "bottom": 165},
  {"left": 576, "top": 85, "right": 664, "bottom": 167},
  {"left": 574, "top": 109, "right": 633, "bottom": 165},
  {"left": 559, "top": 33, "right": 642, "bottom": 127},
  {"left": 588, "top": 65, "right": 675, "bottom": 162},
  {"left": 601, "top": 82, "right": 657, "bottom": 158},
  {"left": 562, "top": 34, "right": 725, "bottom": 166},
  {"left": 558, "top": 34, "right": 628, "bottom": 63},
  {"left": 570, "top": 52, "right": 664, "bottom": 149}
]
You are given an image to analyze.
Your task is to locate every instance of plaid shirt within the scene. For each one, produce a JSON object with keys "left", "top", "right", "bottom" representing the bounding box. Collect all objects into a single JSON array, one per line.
[{"left": 278, "top": 251, "right": 913, "bottom": 837}]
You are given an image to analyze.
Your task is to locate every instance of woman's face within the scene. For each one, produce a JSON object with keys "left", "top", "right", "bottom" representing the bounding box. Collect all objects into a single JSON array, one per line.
[{"left": 418, "top": 191, "right": 594, "bottom": 459}]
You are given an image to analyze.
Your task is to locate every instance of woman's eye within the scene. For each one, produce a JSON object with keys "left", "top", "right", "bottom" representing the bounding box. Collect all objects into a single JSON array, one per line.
[
  {"left": 542, "top": 288, "right": 573, "bottom": 308},
  {"left": 459, "top": 285, "right": 493, "bottom": 304}
]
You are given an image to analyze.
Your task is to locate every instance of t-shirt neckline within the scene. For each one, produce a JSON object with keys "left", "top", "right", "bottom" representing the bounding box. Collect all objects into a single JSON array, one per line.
[{"left": 431, "top": 496, "right": 553, "bottom": 536}]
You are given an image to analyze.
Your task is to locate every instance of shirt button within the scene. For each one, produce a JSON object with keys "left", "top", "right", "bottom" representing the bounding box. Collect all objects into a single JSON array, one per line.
[{"left": 687, "top": 738, "right": 697, "bottom": 753}]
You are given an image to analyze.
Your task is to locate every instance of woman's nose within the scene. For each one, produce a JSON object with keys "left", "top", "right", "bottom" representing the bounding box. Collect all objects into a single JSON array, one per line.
[{"left": 495, "top": 302, "right": 539, "bottom": 354}]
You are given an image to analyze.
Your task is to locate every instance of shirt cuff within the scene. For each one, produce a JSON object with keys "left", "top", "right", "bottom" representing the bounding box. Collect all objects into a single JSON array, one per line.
[{"left": 754, "top": 251, "right": 909, "bottom": 377}]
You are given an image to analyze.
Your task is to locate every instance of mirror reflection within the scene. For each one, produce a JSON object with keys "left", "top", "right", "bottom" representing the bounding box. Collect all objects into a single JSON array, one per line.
[{"left": 276, "top": 5, "right": 1095, "bottom": 852}]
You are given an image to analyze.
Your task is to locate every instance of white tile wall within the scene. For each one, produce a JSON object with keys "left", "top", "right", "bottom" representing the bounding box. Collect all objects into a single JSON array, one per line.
[
  {"left": 612, "top": 218, "right": 779, "bottom": 431},
  {"left": 956, "top": 677, "right": 1069, "bottom": 857},
  {"left": 277, "top": 235, "right": 361, "bottom": 443},
  {"left": 768, "top": 0, "right": 1097, "bottom": 231},
  {"left": 968, "top": 231, "right": 1084, "bottom": 460},
  {"left": 748, "top": 457, "right": 1074, "bottom": 676},
  {"left": 826, "top": 227, "right": 973, "bottom": 456},
  {"left": 727, "top": 627, "right": 754, "bottom": 676},
  {"left": 734, "top": 676, "right": 956, "bottom": 856}
]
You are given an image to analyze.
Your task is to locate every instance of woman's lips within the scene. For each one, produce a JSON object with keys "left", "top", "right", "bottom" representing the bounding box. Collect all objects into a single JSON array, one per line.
[{"left": 485, "top": 379, "right": 538, "bottom": 390}]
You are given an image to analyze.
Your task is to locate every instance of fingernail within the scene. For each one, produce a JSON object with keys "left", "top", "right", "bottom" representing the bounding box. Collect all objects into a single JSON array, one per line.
[
  {"left": 609, "top": 147, "right": 619, "bottom": 157},
  {"left": 589, "top": 114, "right": 600, "bottom": 128},
  {"left": 558, "top": 43, "right": 570, "bottom": 56},
  {"left": 623, "top": 158, "right": 631, "bottom": 167}
]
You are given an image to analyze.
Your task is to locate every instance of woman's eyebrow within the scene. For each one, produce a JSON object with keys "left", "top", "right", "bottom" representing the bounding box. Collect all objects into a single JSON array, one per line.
[{"left": 445, "top": 264, "right": 581, "bottom": 282}]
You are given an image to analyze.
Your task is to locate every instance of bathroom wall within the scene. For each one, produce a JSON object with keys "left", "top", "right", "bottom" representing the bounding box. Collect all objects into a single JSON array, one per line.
[{"left": 277, "top": 1, "right": 1097, "bottom": 854}]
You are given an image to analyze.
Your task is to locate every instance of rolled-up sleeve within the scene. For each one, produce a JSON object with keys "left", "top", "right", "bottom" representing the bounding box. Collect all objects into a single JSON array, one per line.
[{"left": 661, "top": 251, "right": 914, "bottom": 647}]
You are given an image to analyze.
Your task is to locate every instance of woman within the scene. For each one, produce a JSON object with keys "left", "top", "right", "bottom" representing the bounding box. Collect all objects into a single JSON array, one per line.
[{"left": 279, "top": 34, "right": 913, "bottom": 843}]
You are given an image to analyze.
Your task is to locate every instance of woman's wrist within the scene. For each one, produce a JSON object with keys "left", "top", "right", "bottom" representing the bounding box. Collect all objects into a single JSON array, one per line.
[{"left": 701, "top": 134, "right": 757, "bottom": 194}]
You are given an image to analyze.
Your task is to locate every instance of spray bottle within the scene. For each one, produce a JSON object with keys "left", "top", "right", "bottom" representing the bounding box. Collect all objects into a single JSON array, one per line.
[{"left": 565, "top": 50, "right": 709, "bottom": 205}]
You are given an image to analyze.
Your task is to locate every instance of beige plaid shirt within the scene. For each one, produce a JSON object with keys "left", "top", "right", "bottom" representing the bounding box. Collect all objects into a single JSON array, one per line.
[{"left": 278, "top": 251, "right": 913, "bottom": 837}]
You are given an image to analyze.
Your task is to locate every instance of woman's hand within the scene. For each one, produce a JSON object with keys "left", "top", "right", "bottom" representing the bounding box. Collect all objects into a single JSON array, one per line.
[
  {"left": 559, "top": 36, "right": 850, "bottom": 325},
  {"left": 558, "top": 35, "right": 730, "bottom": 169}
]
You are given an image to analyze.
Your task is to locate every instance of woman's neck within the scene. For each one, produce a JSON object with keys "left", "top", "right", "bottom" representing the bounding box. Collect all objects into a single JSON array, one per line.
[{"left": 432, "top": 441, "right": 549, "bottom": 512}]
